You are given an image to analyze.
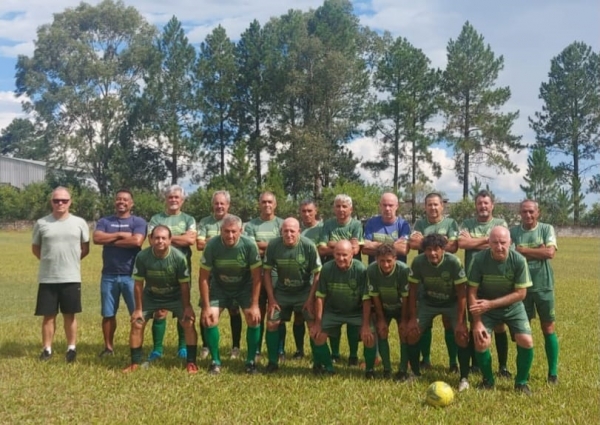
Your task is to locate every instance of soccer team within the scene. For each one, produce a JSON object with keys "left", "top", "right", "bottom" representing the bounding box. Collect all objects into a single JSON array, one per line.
[{"left": 32, "top": 185, "right": 559, "bottom": 395}]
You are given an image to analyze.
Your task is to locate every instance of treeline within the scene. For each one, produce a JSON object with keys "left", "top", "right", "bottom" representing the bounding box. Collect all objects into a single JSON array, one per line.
[{"left": 1, "top": 0, "right": 599, "bottom": 224}]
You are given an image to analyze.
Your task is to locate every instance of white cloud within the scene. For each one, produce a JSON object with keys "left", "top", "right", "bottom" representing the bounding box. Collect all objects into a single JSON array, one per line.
[{"left": 0, "top": 91, "right": 24, "bottom": 130}]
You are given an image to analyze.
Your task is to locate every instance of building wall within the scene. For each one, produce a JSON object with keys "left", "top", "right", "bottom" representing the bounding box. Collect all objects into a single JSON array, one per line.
[{"left": 0, "top": 156, "right": 47, "bottom": 189}]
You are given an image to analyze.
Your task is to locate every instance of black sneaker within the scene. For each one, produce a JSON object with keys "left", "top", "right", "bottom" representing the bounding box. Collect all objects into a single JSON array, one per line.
[
  {"left": 245, "top": 362, "right": 258, "bottom": 375},
  {"left": 312, "top": 364, "right": 325, "bottom": 375},
  {"left": 498, "top": 367, "right": 512, "bottom": 378},
  {"left": 393, "top": 371, "right": 410, "bottom": 382},
  {"left": 348, "top": 356, "right": 359, "bottom": 366},
  {"left": 477, "top": 379, "right": 495, "bottom": 390},
  {"left": 265, "top": 363, "right": 279, "bottom": 374},
  {"left": 98, "top": 348, "right": 114, "bottom": 358},
  {"left": 382, "top": 370, "right": 392, "bottom": 379},
  {"left": 292, "top": 351, "right": 304, "bottom": 360},
  {"left": 208, "top": 362, "right": 221, "bottom": 375},
  {"left": 39, "top": 349, "right": 52, "bottom": 361},
  {"left": 331, "top": 354, "right": 341, "bottom": 364},
  {"left": 65, "top": 349, "right": 77, "bottom": 363},
  {"left": 515, "top": 383, "right": 532, "bottom": 396},
  {"left": 449, "top": 364, "right": 459, "bottom": 374},
  {"left": 365, "top": 370, "right": 375, "bottom": 379},
  {"left": 420, "top": 360, "right": 432, "bottom": 370},
  {"left": 547, "top": 375, "right": 558, "bottom": 385},
  {"left": 470, "top": 365, "right": 481, "bottom": 374}
]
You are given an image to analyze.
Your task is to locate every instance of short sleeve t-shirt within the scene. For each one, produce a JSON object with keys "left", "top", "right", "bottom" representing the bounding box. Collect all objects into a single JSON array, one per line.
[
  {"left": 509, "top": 223, "right": 557, "bottom": 292},
  {"left": 148, "top": 212, "right": 196, "bottom": 259},
  {"left": 364, "top": 215, "right": 411, "bottom": 263},
  {"left": 318, "top": 218, "right": 364, "bottom": 261},
  {"left": 95, "top": 214, "right": 147, "bottom": 275},
  {"left": 316, "top": 259, "right": 368, "bottom": 316},
  {"left": 408, "top": 253, "right": 467, "bottom": 307},
  {"left": 200, "top": 235, "right": 262, "bottom": 292},
  {"left": 132, "top": 246, "right": 190, "bottom": 302},
  {"left": 460, "top": 217, "right": 507, "bottom": 269},
  {"left": 264, "top": 236, "right": 322, "bottom": 293},
  {"left": 413, "top": 217, "right": 459, "bottom": 253},
  {"left": 367, "top": 260, "right": 409, "bottom": 312},
  {"left": 197, "top": 215, "right": 223, "bottom": 242},
  {"left": 243, "top": 216, "right": 284, "bottom": 257},
  {"left": 467, "top": 249, "right": 532, "bottom": 300},
  {"left": 32, "top": 214, "right": 90, "bottom": 284},
  {"left": 301, "top": 221, "right": 323, "bottom": 245}
]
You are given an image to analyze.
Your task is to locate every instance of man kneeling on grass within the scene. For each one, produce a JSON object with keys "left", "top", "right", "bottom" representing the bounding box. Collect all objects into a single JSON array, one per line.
[
  {"left": 123, "top": 225, "right": 198, "bottom": 374},
  {"left": 310, "top": 240, "right": 376, "bottom": 378}
]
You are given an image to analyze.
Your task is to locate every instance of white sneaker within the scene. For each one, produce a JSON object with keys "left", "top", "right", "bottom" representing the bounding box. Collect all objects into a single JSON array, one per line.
[
  {"left": 200, "top": 347, "right": 210, "bottom": 360},
  {"left": 230, "top": 347, "right": 240, "bottom": 359},
  {"left": 458, "top": 377, "right": 470, "bottom": 392}
]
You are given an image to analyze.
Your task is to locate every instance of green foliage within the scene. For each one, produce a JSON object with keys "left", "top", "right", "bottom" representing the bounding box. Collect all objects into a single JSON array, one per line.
[
  {"left": 19, "top": 182, "right": 53, "bottom": 220},
  {"left": 261, "top": 161, "right": 297, "bottom": 219},
  {"left": 0, "top": 185, "right": 22, "bottom": 220},
  {"left": 184, "top": 189, "right": 213, "bottom": 223},
  {"left": 128, "top": 191, "right": 164, "bottom": 222},
  {"left": 0, "top": 118, "right": 49, "bottom": 160},
  {"left": 448, "top": 198, "right": 475, "bottom": 225},
  {"left": 582, "top": 203, "right": 600, "bottom": 227},
  {"left": 320, "top": 180, "right": 382, "bottom": 220},
  {"left": 544, "top": 187, "right": 574, "bottom": 226},
  {"left": 530, "top": 41, "right": 600, "bottom": 224},
  {"left": 441, "top": 21, "right": 523, "bottom": 198},
  {"left": 519, "top": 147, "right": 559, "bottom": 204}
]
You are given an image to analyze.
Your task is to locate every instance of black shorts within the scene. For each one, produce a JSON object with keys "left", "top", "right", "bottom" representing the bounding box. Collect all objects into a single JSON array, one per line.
[{"left": 35, "top": 283, "right": 82, "bottom": 316}]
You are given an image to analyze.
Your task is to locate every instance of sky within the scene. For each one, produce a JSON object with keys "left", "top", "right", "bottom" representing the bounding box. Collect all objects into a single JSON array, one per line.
[{"left": 0, "top": 0, "right": 598, "bottom": 202}]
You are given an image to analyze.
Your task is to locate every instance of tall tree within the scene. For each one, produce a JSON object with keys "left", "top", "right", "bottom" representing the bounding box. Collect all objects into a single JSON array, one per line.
[
  {"left": 440, "top": 21, "right": 523, "bottom": 199},
  {"left": 15, "top": 0, "right": 156, "bottom": 196},
  {"left": 196, "top": 25, "right": 237, "bottom": 180},
  {"left": 0, "top": 118, "right": 49, "bottom": 160},
  {"left": 530, "top": 41, "right": 600, "bottom": 224},
  {"left": 519, "top": 146, "right": 559, "bottom": 203},
  {"left": 139, "top": 16, "right": 200, "bottom": 185}
]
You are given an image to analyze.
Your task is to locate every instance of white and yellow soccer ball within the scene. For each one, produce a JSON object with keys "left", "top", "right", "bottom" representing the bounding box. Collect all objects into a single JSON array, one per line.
[{"left": 426, "top": 381, "right": 455, "bottom": 407}]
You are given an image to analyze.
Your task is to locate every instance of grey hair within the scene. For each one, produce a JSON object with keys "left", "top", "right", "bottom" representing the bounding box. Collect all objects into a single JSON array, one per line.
[
  {"left": 164, "top": 184, "right": 185, "bottom": 198},
  {"left": 222, "top": 214, "right": 242, "bottom": 228},
  {"left": 212, "top": 190, "right": 231, "bottom": 203},
  {"left": 520, "top": 199, "right": 539, "bottom": 210},
  {"left": 334, "top": 194, "right": 353, "bottom": 207},
  {"left": 299, "top": 198, "right": 317, "bottom": 208}
]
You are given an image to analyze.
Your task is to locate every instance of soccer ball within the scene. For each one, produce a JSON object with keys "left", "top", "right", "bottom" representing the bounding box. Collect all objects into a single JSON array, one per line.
[{"left": 426, "top": 381, "right": 455, "bottom": 407}]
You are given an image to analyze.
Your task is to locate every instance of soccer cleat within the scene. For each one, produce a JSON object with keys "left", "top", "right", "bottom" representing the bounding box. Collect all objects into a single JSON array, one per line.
[
  {"left": 122, "top": 364, "right": 140, "bottom": 373},
  {"left": 65, "top": 349, "right": 77, "bottom": 363},
  {"left": 178, "top": 347, "right": 188, "bottom": 359},
  {"left": 470, "top": 365, "right": 481, "bottom": 374},
  {"left": 476, "top": 379, "right": 495, "bottom": 390},
  {"left": 382, "top": 370, "right": 392, "bottom": 379},
  {"left": 39, "top": 349, "right": 52, "bottom": 361},
  {"left": 514, "top": 383, "right": 532, "bottom": 396},
  {"left": 208, "top": 362, "right": 221, "bottom": 375},
  {"left": 420, "top": 360, "right": 432, "bottom": 370},
  {"left": 348, "top": 356, "right": 359, "bottom": 366},
  {"left": 186, "top": 362, "right": 199, "bottom": 374},
  {"left": 365, "top": 370, "right": 375, "bottom": 379},
  {"left": 200, "top": 347, "right": 210, "bottom": 360},
  {"left": 393, "top": 371, "right": 410, "bottom": 382},
  {"left": 547, "top": 374, "right": 558, "bottom": 385},
  {"left": 498, "top": 367, "right": 512, "bottom": 378},
  {"left": 230, "top": 347, "right": 240, "bottom": 360},
  {"left": 312, "top": 364, "right": 325, "bottom": 375},
  {"left": 360, "top": 357, "right": 382, "bottom": 370},
  {"left": 458, "top": 378, "right": 470, "bottom": 392},
  {"left": 98, "top": 348, "right": 114, "bottom": 358},
  {"left": 266, "top": 363, "right": 279, "bottom": 374},
  {"left": 331, "top": 354, "right": 341, "bottom": 364},
  {"left": 245, "top": 362, "right": 258, "bottom": 375},
  {"left": 292, "top": 350, "right": 304, "bottom": 360},
  {"left": 147, "top": 350, "right": 162, "bottom": 362},
  {"left": 449, "top": 364, "right": 459, "bottom": 374}
]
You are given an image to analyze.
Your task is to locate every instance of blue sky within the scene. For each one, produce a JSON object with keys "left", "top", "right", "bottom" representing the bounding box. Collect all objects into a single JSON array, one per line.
[{"left": 0, "top": 0, "right": 598, "bottom": 203}]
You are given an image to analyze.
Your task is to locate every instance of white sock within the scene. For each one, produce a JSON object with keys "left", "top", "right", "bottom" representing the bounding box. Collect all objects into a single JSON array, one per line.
[
  {"left": 67, "top": 345, "right": 76, "bottom": 351},
  {"left": 44, "top": 347, "right": 52, "bottom": 354}
]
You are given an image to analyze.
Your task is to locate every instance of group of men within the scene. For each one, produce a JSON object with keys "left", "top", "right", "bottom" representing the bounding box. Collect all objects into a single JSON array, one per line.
[{"left": 32, "top": 185, "right": 559, "bottom": 395}]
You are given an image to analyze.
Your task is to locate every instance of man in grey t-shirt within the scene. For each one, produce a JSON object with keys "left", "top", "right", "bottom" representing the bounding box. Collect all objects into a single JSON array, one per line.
[{"left": 32, "top": 187, "right": 90, "bottom": 363}]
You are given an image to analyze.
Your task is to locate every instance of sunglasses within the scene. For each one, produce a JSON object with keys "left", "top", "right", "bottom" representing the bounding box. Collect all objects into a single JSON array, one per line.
[{"left": 52, "top": 199, "right": 70, "bottom": 204}]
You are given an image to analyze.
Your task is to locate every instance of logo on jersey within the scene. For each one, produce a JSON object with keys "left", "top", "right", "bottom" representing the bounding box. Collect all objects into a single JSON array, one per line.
[
  {"left": 441, "top": 271, "right": 451, "bottom": 281},
  {"left": 459, "top": 270, "right": 466, "bottom": 278},
  {"left": 297, "top": 253, "right": 305, "bottom": 264}
]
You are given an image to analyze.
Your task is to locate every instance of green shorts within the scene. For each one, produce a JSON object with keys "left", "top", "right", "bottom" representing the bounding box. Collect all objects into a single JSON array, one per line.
[
  {"left": 418, "top": 302, "right": 462, "bottom": 332},
  {"left": 321, "top": 312, "right": 370, "bottom": 338},
  {"left": 142, "top": 296, "right": 185, "bottom": 321},
  {"left": 209, "top": 284, "right": 252, "bottom": 310},
  {"left": 268, "top": 289, "right": 311, "bottom": 322},
  {"left": 383, "top": 307, "right": 402, "bottom": 325},
  {"left": 478, "top": 302, "right": 532, "bottom": 336},
  {"left": 524, "top": 290, "right": 555, "bottom": 322}
]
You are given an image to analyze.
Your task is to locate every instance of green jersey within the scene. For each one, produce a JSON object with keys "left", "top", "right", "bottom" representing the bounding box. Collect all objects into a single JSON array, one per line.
[
  {"left": 318, "top": 217, "right": 364, "bottom": 261},
  {"left": 148, "top": 212, "right": 197, "bottom": 259},
  {"left": 200, "top": 235, "right": 262, "bottom": 292},
  {"left": 367, "top": 261, "right": 409, "bottom": 312},
  {"left": 197, "top": 215, "right": 223, "bottom": 241},
  {"left": 133, "top": 247, "right": 190, "bottom": 303},
  {"left": 413, "top": 217, "right": 459, "bottom": 253},
  {"left": 316, "top": 259, "right": 369, "bottom": 316},
  {"left": 244, "top": 216, "right": 284, "bottom": 257},
  {"left": 263, "top": 236, "right": 322, "bottom": 293},
  {"left": 510, "top": 223, "right": 557, "bottom": 292},
  {"left": 461, "top": 217, "right": 507, "bottom": 269},
  {"left": 467, "top": 249, "right": 532, "bottom": 300},
  {"left": 301, "top": 221, "right": 323, "bottom": 245},
  {"left": 408, "top": 253, "right": 467, "bottom": 307}
]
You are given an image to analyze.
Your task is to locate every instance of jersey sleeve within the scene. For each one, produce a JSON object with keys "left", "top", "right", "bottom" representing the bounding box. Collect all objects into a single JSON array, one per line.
[
  {"left": 408, "top": 256, "right": 422, "bottom": 285},
  {"left": 308, "top": 241, "right": 322, "bottom": 274},
  {"left": 132, "top": 217, "right": 148, "bottom": 237},
  {"left": 399, "top": 220, "right": 411, "bottom": 239},
  {"left": 452, "top": 256, "right": 468, "bottom": 285},
  {"left": 199, "top": 240, "right": 214, "bottom": 271},
  {"left": 32, "top": 220, "right": 41, "bottom": 245},
  {"left": 315, "top": 265, "right": 328, "bottom": 298},
  {"left": 367, "top": 267, "right": 379, "bottom": 297},
  {"left": 513, "top": 254, "right": 532, "bottom": 289},
  {"left": 399, "top": 266, "right": 410, "bottom": 298},
  {"left": 543, "top": 224, "right": 558, "bottom": 249},
  {"left": 467, "top": 253, "right": 482, "bottom": 287},
  {"left": 147, "top": 214, "right": 159, "bottom": 234},
  {"left": 447, "top": 219, "right": 459, "bottom": 241},
  {"left": 243, "top": 221, "right": 256, "bottom": 240},
  {"left": 132, "top": 252, "right": 146, "bottom": 280},
  {"left": 359, "top": 267, "right": 370, "bottom": 301},
  {"left": 185, "top": 215, "right": 197, "bottom": 233},
  {"left": 263, "top": 241, "right": 276, "bottom": 270},
  {"left": 95, "top": 217, "right": 109, "bottom": 233},
  {"left": 197, "top": 219, "right": 208, "bottom": 240},
  {"left": 353, "top": 220, "right": 365, "bottom": 244},
  {"left": 364, "top": 218, "right": 375, "bottom": 241},
  {"left": 317, "top": 221, "right": 330, "bottom": 247},
  {"left": 177, "top": 255, "right": 191, "bottom": 284},
  {"left": 246, "top": 240, "right": 262, "bottom": 270},
  {"left": 79, "top": 218, "right": 90, "bottom": 243}
]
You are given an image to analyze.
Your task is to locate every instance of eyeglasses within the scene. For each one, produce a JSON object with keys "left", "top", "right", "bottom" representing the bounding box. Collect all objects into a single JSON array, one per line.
[{"left": 52, "top": 199, "right": 70, "bottom": 204}]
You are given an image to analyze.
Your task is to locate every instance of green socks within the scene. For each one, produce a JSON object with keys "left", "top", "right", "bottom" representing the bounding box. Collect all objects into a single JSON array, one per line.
[
  {"left": 495, "top": 331, "right": 509, "bottom": 369},
  {"left": 457, "top": 345, "right": 471, "bottom": 380},
  {"left": 399, "top": 342, "right": 409, "bottom": 373},
  {"left": 293, "top": 323, "right": 305, "bottom": 353},
  {"left": 310, "top": 339, "right": 320, "bottom": 367},
  {"left": 314, "top": 343, "right": 333, "bottom": 370},
  {"left": 257, "top": 318, "right": 265, "bottom": 354},
  {"left": 363, "top": 344, "right": 377, "bottom": 370},
  {"left": 177, "top": 321, "right": 186, "bottom": 350},
  {"left": 186, "top": 345, "right": 197, "bottom": 364},
  {"left": 266, "top": 329, "right": 280, "bottom": 364},
  {"left": 419, "top": 328, "right": 432, "bottom": 363},
  {"left": 516, "top": 345, "right": 534, "bottom": 385},
  {"left": 230, "top": 313, "right": 242, "bottom": 349},
  {"left": 329, "top": 335, "right": 341, "bottom": 357},
  {"left": 378, "top": 338, "right": 391, "bottom": 371},
  {"left": 407, "top": 343, "right": 421, "bottom": 376},
  {"left": 278, "top": 323, "right": 287, "bottom": 353},
  {"left": 544, "top": 333, "right": 559, "bottom": 377},
  {"left": 475, "top": 349, "right": 494, "bottom": 384},
  {"left": 347, "top": 326, "right": 359, "bottom": 359},
  {"left": 444, "top": 329, "right": 458, "bottom": 367},
  {"left": 131, "top": 346, "right": 143, "bottom": 364},
  {"left": 246, "top": 325, "right": 261, "bottom": 364},
  {"left": 205, "top": 325, "right": 221, "bottom": 365},
  {"left": 151, "top": 318, "right": 166, "bottom": 354}
]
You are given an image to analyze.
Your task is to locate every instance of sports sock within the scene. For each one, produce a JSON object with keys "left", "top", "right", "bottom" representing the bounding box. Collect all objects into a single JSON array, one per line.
[
  {"left": 246, "top": 325, "right": 261, "bottom": 364},
  {"left": 131, "top": 346, "right": 143, "bottom": 364},
  {"left": 310, "top": 339, "right": 320, "bottom": 367},
  {"left": 544, "top": 333, "right": 559, "bottom": 377},
  {"left": 177, "top": 321, "right": 186, "bottom": 350},
  {"left": 399, "top": 342, "right": 409, "bottom": 373},
  {"left": 205, "top": 325, "right": 221, "bottom": 365},
  {"left": 329, "top": 335, "right": 341, "bottom": 357},
  {"left": 378, "top": 338, "right": 391, "bottom": 371},
  {"left": 266, "top": 329, "right": 280, "bottom": 365},
  {"left": 230, "top": 313, "right": 242, "bottom": 349},
  {"left": 314, "top": 343, "right": 333, "bottom": 370},
  {"left": 293, "top": 323, "right": 305, "bottom": 353},
  {"left": 364, "top": 344, "right": 377, "bottom": 370},
  {"left": 407, "top": 343, "right": 421, "bottom": 376},
  {"left": 278, "top": 323, "right": 287, "bottom": 353},
  {"left": 475, "top": 349, "right": 494, "bottom": 384},
  {"left": 419, "top": 328, "right": 432, "bottom": 363},
  {"left": 67, "top": 344, "right": 76, "bottom": 351},
  {"left": 151, "top": 318, "right": 166, "bottom": 354},
  {"left": 457, "top": 345, "right": 471, "bottom": 380},
  {"left": 186, "top": 345, "right": 197, "bottom": 364},
  {"left": 199, "top": 322, "right": 208, "bottom": 348},
  {"left": 444, "top": 330, "right": 458, "bottom": 367},
  {"left": 468, "top": 331, "right": 478, "bottom": 367},
  {"left": 257, "top": 317, "right": 265, "bottom": 354},
  {"left": 347, "top": 325, "right": 359, "bottom": 359},
  {"left": 495, "top": 331, "right": 509, "bottom": 369},
  {"left": 515, "top": 345, "right": 534, "bottom": 385}
]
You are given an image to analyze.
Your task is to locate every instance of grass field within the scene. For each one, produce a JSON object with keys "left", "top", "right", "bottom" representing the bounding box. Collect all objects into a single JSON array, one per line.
[{"left": 0, "top": 231, "right": 598, "bottom": 424}]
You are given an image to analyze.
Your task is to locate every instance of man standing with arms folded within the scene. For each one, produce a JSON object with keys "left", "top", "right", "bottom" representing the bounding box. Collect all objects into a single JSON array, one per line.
[
  {"left": 510, "top": 200, "right": 559, "bottom": 384},
  {"left": 196, "top": 190, "right": 243, "bottom": 361},
  {"left": 33, "top": 187, "right": 89, "bottom": 363},
  {"left": 147, "top": 185, "right": 197, "bottom": 362},
  {"left": 459, "top": 190, "right": 511, "bottom": 377},
  {"left": 93, "top": 189, "right": 147, "bottom": 357}
]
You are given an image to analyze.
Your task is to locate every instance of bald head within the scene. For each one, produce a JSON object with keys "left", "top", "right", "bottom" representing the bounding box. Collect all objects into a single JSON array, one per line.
[
  {"left": 380, "top": 192, "right": 399, "bottom": 223},
  {"left": 281, "top": 217, "right": 301, "bottom": 246},
  {"left": 333, "top": 240, "right": 353, "bottom": 270},
  {"left": 489, "top": 226, "right": 510, "bottom": 261},
  {"left": 490, "top": 226, "right": 510, "bottom": 241}
]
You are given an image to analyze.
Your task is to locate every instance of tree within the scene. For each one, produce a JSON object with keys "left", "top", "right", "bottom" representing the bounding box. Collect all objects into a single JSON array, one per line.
[
  {"left": 530, "top": 41, "right": 600, "bottom": 224},
  {"left": 519, "top": 147, "right": 559, "bottom": 204},
  {"left": 196, "top": 25, "right": 237, "bottom": 180},
  {"left": 140, "top": 16, "right": 200, "bottom": 185},
  {"left": 440, "top": 21, "right": 523, "bottom": 199},
  {"left": 0, "top": 118, "right": 49, "bottom": 160},
  {"left": 15, "top": 0, "right": 157, "bottom": 196}
]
